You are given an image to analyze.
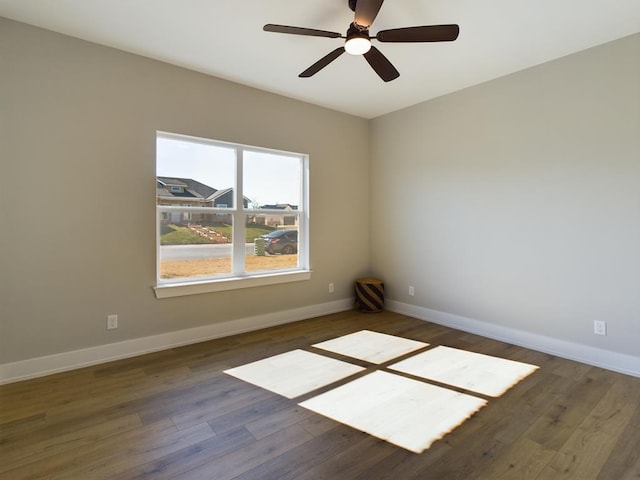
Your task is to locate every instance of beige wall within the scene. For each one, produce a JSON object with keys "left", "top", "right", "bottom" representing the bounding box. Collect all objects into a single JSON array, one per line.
[
  {"left": 0, "top": 18, "right": 371, "bottom": 363},
  {"left": 2, "top": 17, "right": 638, "bottom": 371},
  {"left": 371, "top": 34, "right": 640, "bottom": 358}
]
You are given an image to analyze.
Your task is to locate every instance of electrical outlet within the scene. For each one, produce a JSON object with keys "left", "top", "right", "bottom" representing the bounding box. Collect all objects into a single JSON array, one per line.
[
  {"left": 328, "top": 282, "right": 335, "bottom": 293},
  {"left": 594, "top": 320, "right": 606, "bottom": 336},
  {"left": 408, "top": 285, "right": 415, "bottom": 296},
  {"left": 107, "top": 314, "right": 118, "bottom": 330}
]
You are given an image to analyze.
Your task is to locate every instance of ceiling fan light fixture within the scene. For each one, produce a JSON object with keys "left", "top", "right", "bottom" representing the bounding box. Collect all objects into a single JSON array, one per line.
[
  {"left": 345, "top": 23, "right": 371, "bottom": 55},
  {"left": 345, "top": 34, "right": 371, "bottom": 55}
]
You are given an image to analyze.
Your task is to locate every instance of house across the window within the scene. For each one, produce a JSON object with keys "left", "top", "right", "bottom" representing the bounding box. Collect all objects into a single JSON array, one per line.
[
  {"left": 157, "top": 177, "right": 244, "bottom": 209},
  {"left": 256, "top": 204, "right": 299, "bottom": 227}
]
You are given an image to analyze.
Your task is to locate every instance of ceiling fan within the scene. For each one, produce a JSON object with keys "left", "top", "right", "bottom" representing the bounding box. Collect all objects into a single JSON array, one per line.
[{"left": 263, "top": 0, "right": 459, "bottom": 82}]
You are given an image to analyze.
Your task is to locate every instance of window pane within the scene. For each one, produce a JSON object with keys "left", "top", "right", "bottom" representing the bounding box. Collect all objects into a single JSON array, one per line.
[
  {"left": 159, "top": 215, "right": 233, "bottom": 280},
  {"left": 243, "top": 151, "right": 300, "bottom": 210},
  {"left": 246, "top": 215, "right": 298, "bottom": 273},
  {"left": 157, "top": 136, "right": 235, "bottom": 208}
]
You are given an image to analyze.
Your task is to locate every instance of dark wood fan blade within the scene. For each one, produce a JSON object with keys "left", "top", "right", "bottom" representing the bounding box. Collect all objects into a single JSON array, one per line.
[
  {"left": 299, "top": 47, "right": 346, "bottom": 78},
  {"left": 376, "top": 24, "right": 460, "bottom": 42},
  {"left": 354, "top": 0, "right": 384, "bottom": 27},
  {"left": 264, "top": 24, "right": 341, "bottom": 38},
  {"left": 363, "top": 46, "right": 399, "bottom": 82}
]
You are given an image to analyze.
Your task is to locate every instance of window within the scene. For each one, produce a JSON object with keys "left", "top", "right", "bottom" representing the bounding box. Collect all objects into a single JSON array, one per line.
[{"left": 154, "top": 132, "right": 310, "bottom": 298}]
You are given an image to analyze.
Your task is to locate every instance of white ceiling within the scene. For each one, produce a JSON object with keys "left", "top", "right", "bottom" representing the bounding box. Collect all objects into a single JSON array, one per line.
[{"left": 1, "top": 0, "right": 639, "bottom": 118}]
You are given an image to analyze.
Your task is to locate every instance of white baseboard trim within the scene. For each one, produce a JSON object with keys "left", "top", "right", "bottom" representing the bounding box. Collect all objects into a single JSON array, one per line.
[
  {"left": 5, "top": 298, "right": 637, "bottom": 385},
  {"left": 386, "top": 300, "right": 640, "bottom": 378},
  {"left": 0, "top": 298, "right": 354, "bottom": 385}
]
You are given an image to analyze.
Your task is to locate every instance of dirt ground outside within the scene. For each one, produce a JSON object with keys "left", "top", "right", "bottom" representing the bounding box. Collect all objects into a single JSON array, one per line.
[{"left": 160, "top": 254, "right": 298, "bottom": 279}]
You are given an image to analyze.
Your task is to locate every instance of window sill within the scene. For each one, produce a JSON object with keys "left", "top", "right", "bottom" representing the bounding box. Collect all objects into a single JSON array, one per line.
[{"left": 154, "top": 270, "right": 312, "bottom": 299}]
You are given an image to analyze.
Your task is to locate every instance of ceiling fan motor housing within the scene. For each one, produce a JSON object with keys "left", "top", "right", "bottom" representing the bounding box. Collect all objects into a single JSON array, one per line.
[{"left": 347, "top": 22, "right": 369, "bottom": 38}]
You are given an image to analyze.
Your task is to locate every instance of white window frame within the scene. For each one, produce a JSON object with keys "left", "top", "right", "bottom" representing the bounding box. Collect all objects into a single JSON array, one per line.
[{"left": 154, "top": 131, "right": 310, "bottom": 298}]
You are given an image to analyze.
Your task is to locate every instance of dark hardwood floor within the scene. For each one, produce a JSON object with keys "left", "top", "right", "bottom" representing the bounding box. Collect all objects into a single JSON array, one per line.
[{"left": 1, "top": 310, "right": 639, "bottom": 479}]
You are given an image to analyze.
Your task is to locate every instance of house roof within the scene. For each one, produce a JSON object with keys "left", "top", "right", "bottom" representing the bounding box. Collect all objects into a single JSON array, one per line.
[
  {"left": 261, "top": 203, "right": 299, "bottom": 211},
  {"left": 157, "top": 178, "right": 188, "bottom": 187},
  {"left": 157, "top": 177, "right": 217, "bottom": 200},
  {"left": 206, "top": 187, "right": 232, "bottom": 202}
]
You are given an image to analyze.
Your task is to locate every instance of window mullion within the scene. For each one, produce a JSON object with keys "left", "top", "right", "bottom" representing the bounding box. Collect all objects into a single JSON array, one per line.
[{"left": 232, "top": 148, "right": 245, "bottom": 275}]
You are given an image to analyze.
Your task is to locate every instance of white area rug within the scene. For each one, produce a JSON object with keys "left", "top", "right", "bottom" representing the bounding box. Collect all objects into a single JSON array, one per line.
[
  {"left": 313, "top": 330, "right": 428, "bottom": 364},
  {"left": 225, "top": 335, "right": 539, "bottom": 453},
  {"left": 389, "top": 345, "right": 539, "bottom": 397},
  {"left": 224, "top": 349, "right": 365, "bottom": 399},
  {"left": 299, "top": 370, "right": 487, "bottom": 454}
]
